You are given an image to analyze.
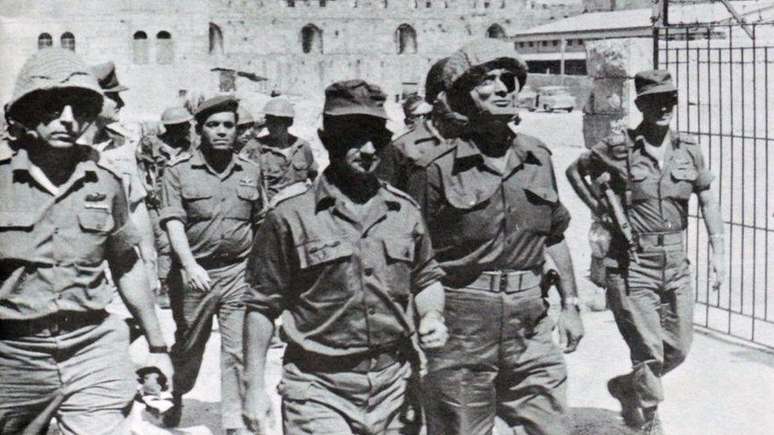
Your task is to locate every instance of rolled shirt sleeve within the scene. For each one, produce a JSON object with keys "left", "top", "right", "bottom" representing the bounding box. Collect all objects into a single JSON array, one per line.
[
  {"left": 411, "top": 215, "right": 445, "bottom": 292},
  {"left": 691, "top": 146, "right": 714, "bottom": 192},
  {"left": 106, "top": 184, "right": 142, "bottom": 266},
  {"left": 159, "top": 165, "right": 187, "bottom": 225},
  {"left": 546, "top": 155, "right": 571, "bottom": 246},
  {"left": 244, "top": 211, "right": 290, "bottom": 319}
]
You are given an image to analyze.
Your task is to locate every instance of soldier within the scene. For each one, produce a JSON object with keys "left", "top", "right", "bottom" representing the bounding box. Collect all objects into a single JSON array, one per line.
[
  {"left": 376, "top": 57, "right": 454, "bottom": 191},
  {"left": 565, "top": 70, "right": 725, "bottom": 435},
  {"left": 138, "top": 106, "right": 195, "bottom": 308},
  {"left": 401, "top": 94, "right": 432, "bottom": 131},
  {"left": 160, "top": 95, "right": 264, "bottom": 434},
  {"left": 235, "top": 104, "right": 255, "bottom": 154},
  {"left": 0, "top": 48, "right": 172, "bottom": 435},
  {"left": 241, "top": 97, "right": 317, "bottom": 200},
  {"left": 86, "top": 61, "right": 159, "bottom": 299},
  {"left": 405, "top": 39, "right": 584, "bottom": 435},
  {"left": 242, "top": 79, "right": 448, "bottom": 435}
]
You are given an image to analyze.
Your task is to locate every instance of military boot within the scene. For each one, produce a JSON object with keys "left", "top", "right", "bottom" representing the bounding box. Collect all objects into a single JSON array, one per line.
[{"left": 608, "top": 374, "right": 645, "bottom": 428}]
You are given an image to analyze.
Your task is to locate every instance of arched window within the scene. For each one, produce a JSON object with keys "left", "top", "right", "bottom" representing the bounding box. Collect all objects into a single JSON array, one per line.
[
  {"left": 132, "top": 31, "right": 148, "bottom": 64},
  {"left": 209, "top": 23, "right": 224, "bottom": 55},
  {"left": 396, "top": 24, "right": 417, "bottom": 55},
  {"left": 156, "top": 31, "right": 173, "bottom": 64},
  {"left": 60, "top": 32, "right": 75, "bottom": 51},
  {"left": 486, "top": 24, "right": 506, "bottom": 39},
  {"left": 38, "top": 33, "right": 52, "bottom": 49},
  {"left": 301, "top": 24, "right": 323, "bottom": 54}
]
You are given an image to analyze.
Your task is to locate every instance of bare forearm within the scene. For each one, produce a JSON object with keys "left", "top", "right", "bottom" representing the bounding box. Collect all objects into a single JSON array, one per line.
[
  {"left": 132, "top": 202, "right": 158, "bottom": 275},
  {"left": 566, "top": 160, "right": 600, "bottom": 213},
  {"left": 114, "top": 256, "right": 167, "bottom": 348},
  {"left": 414, "top": 281, "right": 444, "bottom": 317},
  {"left": 546, "top": 240, "right": 579, "bottom": 300},
  {"left": 165, "top": 219, "right": 197, "bottom": 269},
  {"left": 699, "top": 188, "right": 724, "bottom": 251},
  {"left": 244, "top": 310, "right": 275, "bottom": 389}
]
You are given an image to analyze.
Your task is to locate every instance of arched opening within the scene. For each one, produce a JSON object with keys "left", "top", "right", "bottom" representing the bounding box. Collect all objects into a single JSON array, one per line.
[
  {"left": 486, "top": 24, "right": 507, "bottom": 39},
  {"left": 209, "top": 23, "right": 224, "bottom": 55},
  {"left": 301, "top": 24, "right": 323, "bottom": 54},
  {"left": 156, "top": 31, "right": 173, "bottom": 64},
  {"left": 38, "top": 33, "right": 52, "bottom": 50},
  {"left": 396, "top": 24, "right": 417, "bottom": 55},
  {"left": 132, "top": 31, "right": 148, "bottom": 64},
  {"left": 60, "top": 32, "right": 75, "bottom": 51}
]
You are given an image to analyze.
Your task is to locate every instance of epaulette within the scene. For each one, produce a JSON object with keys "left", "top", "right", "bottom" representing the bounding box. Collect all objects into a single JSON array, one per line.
[
  {"left": 269, "top": 182, "right": 309, "bottom": 209},
  {"left": 93, "top": 151, "right": 126, "bottom": 180},
  {"left": 596, "top": 129, "right": 631, "bottom": 161},
  {"left": 236, "top": 153, "right": 259, "bottom": 166},
  {"left": 383, "top": 183, "right": 420, "bottom": 209},
  {"left": 676, "top": 132, "right": 698, "bottom": 145},
  {"left": 167, "top": 153, "right": 192, "bottom": 167}
]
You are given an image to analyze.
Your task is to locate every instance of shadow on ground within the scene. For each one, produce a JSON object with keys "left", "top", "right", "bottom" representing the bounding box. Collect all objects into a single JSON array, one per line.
[
  {"left": 173, "top": 398, "right": 221, "bottom": 434},
  {"left": 568, "top": 407, "right": 639, "bottom": 435}
]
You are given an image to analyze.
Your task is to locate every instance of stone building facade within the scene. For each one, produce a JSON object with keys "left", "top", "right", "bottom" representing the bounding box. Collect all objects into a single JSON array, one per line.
[{"left": 0, "top": 0, "right": 583, "bottom": 121}]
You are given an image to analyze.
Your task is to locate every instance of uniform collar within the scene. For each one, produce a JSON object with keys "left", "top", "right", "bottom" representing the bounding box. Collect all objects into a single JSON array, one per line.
[
  {"left": 259, "top": 135, "right": 303, "bottom": 155},
  {"left": 631, "top": 125, "right": 680, "bottom": 151},
  {"left": 313, "top": 171, "right": 400, "bottom": 215},
  {"left": 11, "top": 147, "right": 98, "bottom": 196},
  {"left": 452, "top": 135, "right": 541, "bottom": 176},
  {"left": 190, "top": 147, "right": 243, "bottom": 179}
]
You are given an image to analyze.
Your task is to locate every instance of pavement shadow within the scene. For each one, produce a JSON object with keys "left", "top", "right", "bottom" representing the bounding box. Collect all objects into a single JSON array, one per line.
[
  {"left": 731, "top": 349, "right": 774, "bottom": 369},
  {"left": 568, "top": 407, "right": 639, "bottom": 435},
  {"left": 173, "top": 398, "right": 221, "bottom": 434}
]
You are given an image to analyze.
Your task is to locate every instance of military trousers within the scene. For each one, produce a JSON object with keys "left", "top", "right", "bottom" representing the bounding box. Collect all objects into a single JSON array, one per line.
[
  {"left": 0, "top": 313, "right": 135, "bottom": 435},
  {"left": 606, "top": 242, "right": 694, "bottom": 409},
  {"left": 423, "top": 286, "right": 569, "bottom": 435},
  {"left": 168, "top": 259, "right": 247, "bottom": 430},
  {"left": 279, "top": 358, "right": 416, "bottom": 435}
]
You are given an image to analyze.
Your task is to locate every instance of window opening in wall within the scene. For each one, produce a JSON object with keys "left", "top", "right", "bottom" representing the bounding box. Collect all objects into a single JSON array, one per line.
[
  {"left": 287, "top": 0, "right": 295, "bottom": 6},
  {"left": 552, "top": 40, "right": 558, "bottom": 46},
  {"left": 396, "top": 24, "right": 417, "bottom": 55},
  {"left": 320, "top": 0, "right": 327, "bottom": 6},
  {"left": 486, "top": 24, "right": 506, "bottom": 39},
  {"left": 528, "top": 41, "right": 534, "bottom": 47},
  {"left": 133, "top": 31, "right": 148, "bottom": 64},
  {"left": 426, "top": 1, "right": 431, "bottom": 7},
  {"left": 209, "top": 23, "right": 224, "bottom": 55},
  {"left": 156, "top": 31, "right": 173, "bottom": 64},
  {"left": 61, "top": 32, "right": 75, "bottom": 51},
  {"left": 38, "top": 33, "right": 52, "bottom": 49},
  {"left": 301, "top": 24, "right": 323, "bottom": 54},
  {"left": 484, "top": 1, "right": 490, "bottom": 8}
]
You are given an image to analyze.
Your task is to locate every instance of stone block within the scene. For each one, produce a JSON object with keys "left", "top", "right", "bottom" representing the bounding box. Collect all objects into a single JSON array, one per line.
[
  {"left": 586, "top": 77, "right": 628, "bottom": 115},
  {"left": 582, "top": 112, "right": 626, "bottom": 149}
]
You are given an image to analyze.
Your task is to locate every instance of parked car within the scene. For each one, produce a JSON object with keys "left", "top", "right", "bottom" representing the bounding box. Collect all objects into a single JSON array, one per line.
[
  {"left": 534, "top": 86, "right": 575, "bottom": 112},
  {"left": 517, "top": 85, "right": 537, "bottom": 109}
]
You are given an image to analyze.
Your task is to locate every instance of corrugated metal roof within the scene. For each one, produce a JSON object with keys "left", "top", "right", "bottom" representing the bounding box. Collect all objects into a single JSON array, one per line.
[{"left": 516, "top": 1, "right": 774, "bottom": 36}]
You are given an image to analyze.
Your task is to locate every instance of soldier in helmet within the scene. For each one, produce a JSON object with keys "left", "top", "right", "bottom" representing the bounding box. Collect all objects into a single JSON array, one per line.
[
  {"left": 0, "top": 48, "right": 172, "bottom": 435},
  {"left": 242, "top": 79, "right": 447, "bottom": 435},
  {"left": 235, "top": 104, "right": 256, "bottom": 154},
  {"left": 401, "top": 94, "right": 432, "bottom": 131},
  {"left": 405, "top": 39, "right": 584, "bottom": 435},
  {"left": 241, "top": 97, "right": 317, "bottom": 201},
  {"left": 137, "top": 106, "right": 195, "bottom": 308}
]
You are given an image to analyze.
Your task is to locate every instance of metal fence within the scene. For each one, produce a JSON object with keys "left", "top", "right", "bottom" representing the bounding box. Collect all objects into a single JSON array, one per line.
[{"left": 654, "top": 21, "right": 774, "bottom": 348}]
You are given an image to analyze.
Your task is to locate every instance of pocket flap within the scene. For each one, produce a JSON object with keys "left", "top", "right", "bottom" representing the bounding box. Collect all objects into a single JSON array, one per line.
[
  {"left": 181, "top": 186, "right": 214, "bottom": 199},
  {"left": 78, "top": 210, "right": 115, "bottom": 232},
  {"left": 0, "top": 211, "right": 39, "bottom": 229},
  {"left": 524, "top": 186, "right": 558, "bottom": 204},
  {"left": 237, "top": 184, "right": 260, "bottom": 201},
  {"left": 671, "top": 166, "right": 698, "bottom": 181},
  {"left": 296, "top": 239, "right": 353, "bottom": 269},
  {"left": 383, "top": 238, "right": 415, "bottom": 263}
]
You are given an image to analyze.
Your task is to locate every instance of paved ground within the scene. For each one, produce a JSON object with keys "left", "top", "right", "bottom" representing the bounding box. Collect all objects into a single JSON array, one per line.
[{"left": 126, "top": 111, "right": 774, "bottom": 435}]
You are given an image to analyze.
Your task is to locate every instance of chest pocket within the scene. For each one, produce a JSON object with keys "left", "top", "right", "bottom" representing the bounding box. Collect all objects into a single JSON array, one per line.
[
  {"left": 182, "top": 186, "right": 214, "bottom": 220},
  {"left": 0, "top": 211, "right": 37, "bottom": 259},
  {"left": 522, "top": 186, "right": 557, "bottom": 234},
  {"left": 629, "top": 167, "right": 657, "bottom": 203},
  {"left": 230, "top": 184, "right": 260, "bottom": 220},
  {"left": 668, "top": 163, "right": 698, "bottom": 200},
  {"left": 297, "top": 239, "right": 353, "bottom": 270},
  {"left": 383, "top": 237, "right": 415, "bottom": 301},
  {"left": 291, "top": 151, "right": 310, "bottom": 171},
  {"left": 296, "top": 239, "right": 354, "bottom": 302},
  {"left": 78, "top": 209, "right": 115, "bottom": 233}
]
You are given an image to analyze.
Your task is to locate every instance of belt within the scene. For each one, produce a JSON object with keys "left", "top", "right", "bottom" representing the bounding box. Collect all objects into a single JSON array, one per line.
[
  {"left": 0, "top": 310, "right": 108, "bottom": 339},
  {"left": 636, "top": 231, "right": 683, "bottom": 249},
  {"left": 196, "top": 255, "right": 245, "bottom": 270},
  {"left": 284, "top": 343, "right": 406, "bottom": 374},
  {"left": 467, "top": 268, "right": 542, "bottom": 294}
]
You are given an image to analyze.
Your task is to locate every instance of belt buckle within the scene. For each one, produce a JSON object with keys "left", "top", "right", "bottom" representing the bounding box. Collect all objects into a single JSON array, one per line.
[
  {"left": 499, "top": 273, "right": 508, "bottom": 293},
  {"left": 657, "top": 234, "right": 664, "bottom": 245}
]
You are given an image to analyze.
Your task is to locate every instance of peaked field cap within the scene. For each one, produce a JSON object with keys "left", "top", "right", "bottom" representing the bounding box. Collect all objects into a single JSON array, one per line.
[
  {"left": 194, "top": 95, "right": 239, "bottom": 124},
  {"left": 323, "top": 79, "right": 388, "bottom": 119},
  {"left": 237, "top": 104, "right": 254, "bottom": 125},
  {"left": 634, "top": 69, "right": 677, "bottom": 97},
  {"left": 263, "top": 98, "right": 294, "bottom": 118},
  {"left": 90, "top": 61, "right": 128, "bottom": 93},
  {"left": 7, "top": 47, "right": 104, "bottom": 121},
  {"left": 403, "top": 94, "right": 431, "bottom": 117},
  {"left": 161, "top": 106, "right": 193, "bottom": 125},
  {"left": 425, "top": 56, "right": 449, "bottom": 104},
  {"left": 442, "top": 39, "right": 528, "bottom": 91}
]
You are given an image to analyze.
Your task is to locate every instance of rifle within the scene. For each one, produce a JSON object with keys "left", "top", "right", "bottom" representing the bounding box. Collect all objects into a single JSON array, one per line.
[{"left": 594, "top": 172, "right": 640, "bottom": 264}]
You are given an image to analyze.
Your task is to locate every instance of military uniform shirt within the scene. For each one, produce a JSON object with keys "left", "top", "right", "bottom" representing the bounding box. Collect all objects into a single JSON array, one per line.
[
  {"left": 244, "top": 172, "right": 444, "bottom": 356},
  {"left": 240, "top": 135, "right": 317, "bottom": 200},
  {"left": 137, "top": 134, "right": 188, "bottom": 210},
  {"left": 0, "top": 146, "right": 140, "bottom": 320},
  {"left": 376, "top": 120, "right": 453, "bottom": 191},
  {"left": 94, "top": 123, "right": 147, "bottom": 209},
  {"left": 160, "top": 149, "right": 264, "bottom": 263},
  {"left": 408, "top": 134, "right": 571, "bottom": 288},
  {"left": 584, "top": 127, "right": 713, "bottom": 235}
]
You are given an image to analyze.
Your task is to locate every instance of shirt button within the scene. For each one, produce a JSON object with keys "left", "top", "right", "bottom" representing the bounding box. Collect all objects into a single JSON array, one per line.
[
  {"left": 364, "top": 268, "right": 374, "bottom": 276},
  {"left": 368, "top": 307, "right": 376, "bottom": 315}
]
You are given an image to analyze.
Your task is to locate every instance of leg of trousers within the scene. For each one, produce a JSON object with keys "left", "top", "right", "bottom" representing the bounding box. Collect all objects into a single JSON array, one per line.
[
  {"left": 169, "top": 260, "right": 247, "bottom": 430},
  {"left": 0, "top": 314, "right": 135, "bottom": 435},
  {"left": 424, "top": 287, "right": 568, "bottom": 435},
  {"left": 606, "top": 248, "right": 694, "bottom": 409}
]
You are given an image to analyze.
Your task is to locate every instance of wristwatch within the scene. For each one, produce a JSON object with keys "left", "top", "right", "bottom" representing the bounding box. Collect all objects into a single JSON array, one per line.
[{"left": 148, "top": 345, "right": 169, "bottom": 354}]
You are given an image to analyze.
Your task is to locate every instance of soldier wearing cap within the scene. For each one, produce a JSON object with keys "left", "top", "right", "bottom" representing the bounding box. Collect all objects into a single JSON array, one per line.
[
  {"left": 235, "top": 104, "right": 256, "bottom": 154},
  {"left": 565, "top": 70, "right": 725, "bottom": 435},
  {"left": 242, "top": 79, "right": 448, "bottom": 435},
  {"left": 159, "top": 95, "right": 264, "bottom": 434},
  {"left": 404, "top": 39, "right": 584, "bottom": 435},
  {"left": 376, "top": 57, "right": 454, "bottom": 191},
  {"left": 0, "top": 48, "right": 172, "bottom": 435},
  {"left": 85, "top": 61, "right": 160, "bottom": 300},
  {"left": 240, "top": 97, "right": 318, "bottom": 201},
  {"left": 401, "top": 94, "right": 432, "bottom": 131},
  {"left": 137, "top": 106, "right": 195, "bottom": 308}
]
